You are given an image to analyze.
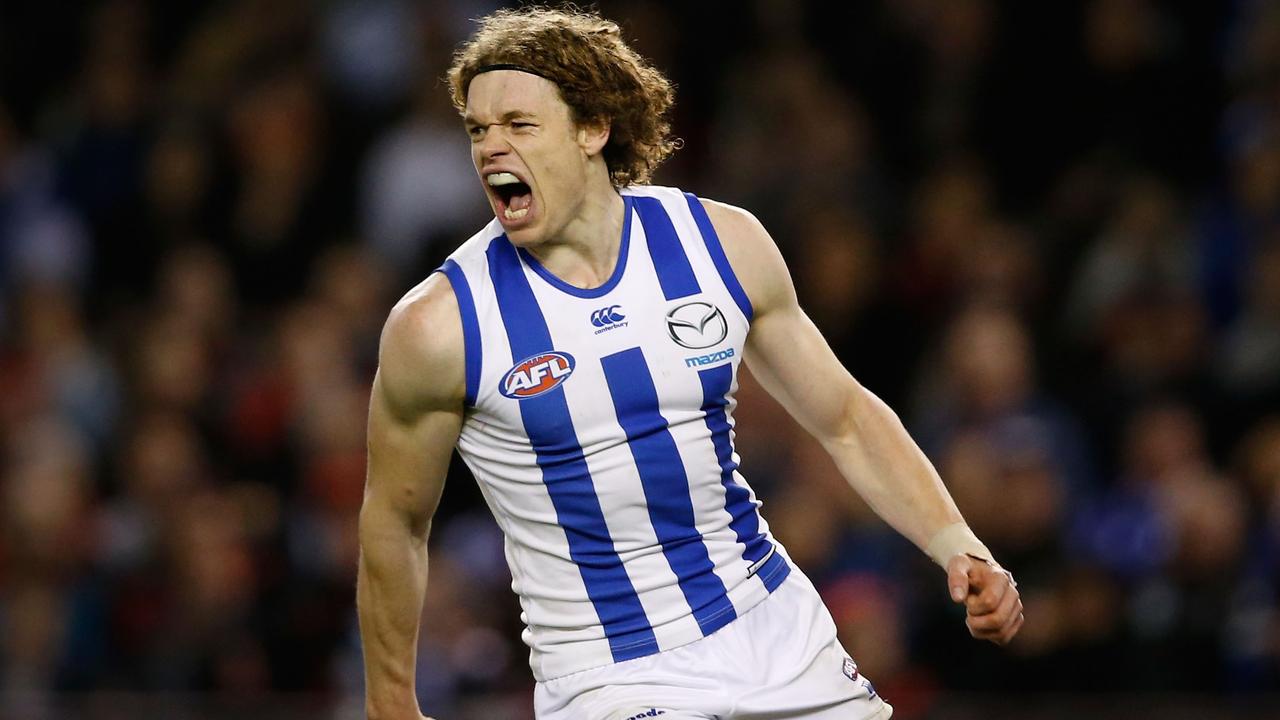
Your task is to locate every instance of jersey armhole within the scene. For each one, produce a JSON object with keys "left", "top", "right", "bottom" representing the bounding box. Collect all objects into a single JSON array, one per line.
[
  {"left": 683, "top": 192, "right": 754, "bottom": 323},
  {"left": 437, "top": 259, "right": 482, "bottom": 407}
]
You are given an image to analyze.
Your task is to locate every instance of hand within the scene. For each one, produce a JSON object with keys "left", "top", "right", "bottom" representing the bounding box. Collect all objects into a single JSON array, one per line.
[{"left": 946, "top": 553, "right": 1023, "bottom": 645}]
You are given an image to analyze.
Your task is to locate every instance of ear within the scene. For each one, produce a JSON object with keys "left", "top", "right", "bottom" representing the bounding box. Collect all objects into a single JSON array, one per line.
[{"left": 576, "top": 119, "right": 611, "bottom": 158}]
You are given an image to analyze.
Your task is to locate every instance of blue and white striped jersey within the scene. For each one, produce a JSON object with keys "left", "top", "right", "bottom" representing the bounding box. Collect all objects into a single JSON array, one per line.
[{"left": 438, "top": 185, "right": 792, "bottom": 681}]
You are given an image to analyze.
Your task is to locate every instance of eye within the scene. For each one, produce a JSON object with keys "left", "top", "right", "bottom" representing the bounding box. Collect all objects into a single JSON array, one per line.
[
  {"left": 467, "top": 125, "right": 485, "bottom": 140},
  {"left": 512, "top": 122, "right": 536, "bottom": 130}
]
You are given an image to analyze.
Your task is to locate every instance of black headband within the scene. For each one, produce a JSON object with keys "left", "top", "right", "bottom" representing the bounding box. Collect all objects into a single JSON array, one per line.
[{"left": 473, "top": 63, "right": 553, "bottom": 81}]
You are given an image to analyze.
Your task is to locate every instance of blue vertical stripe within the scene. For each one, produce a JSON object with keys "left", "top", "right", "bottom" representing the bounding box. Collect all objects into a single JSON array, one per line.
[
  {"left": 485, "top": 236, "right": 659, "bottom": 661},
  {"left": 684, "top": 193, "right": 754, "bottom": 322},
  {"left": 699, "top": 364, "right": 790, "bottom": 592},
  {"left": 634, "top": 196, "right": 701, "bottom": 301},
  {"left": 602, "top": 348, "right": 738, "bottom": 637},
  {"left": 438, "top": 259, "right": 481, "bottom": 407}
]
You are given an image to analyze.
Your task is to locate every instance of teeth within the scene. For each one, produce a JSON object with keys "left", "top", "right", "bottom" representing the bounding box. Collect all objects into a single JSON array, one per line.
[
  {"left": 504, "top": 207, "right": 528, "bottom": 220},
  {"left": 487, "top": 172, "right": 520, "bottom": 186}
]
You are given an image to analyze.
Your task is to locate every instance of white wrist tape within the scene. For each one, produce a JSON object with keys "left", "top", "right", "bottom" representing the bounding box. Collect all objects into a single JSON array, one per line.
[{"left": 925, "top": 522, "right": 994, "bottom": 568}]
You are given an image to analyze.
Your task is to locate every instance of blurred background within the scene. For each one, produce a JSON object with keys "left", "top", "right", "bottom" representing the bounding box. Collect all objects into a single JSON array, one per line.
[{"left": 1, "top": 0, "right": 1279, "bottom": 718}]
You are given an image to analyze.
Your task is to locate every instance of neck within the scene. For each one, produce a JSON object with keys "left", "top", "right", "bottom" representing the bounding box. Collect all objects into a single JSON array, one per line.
[{"left": 526, "top": 176, "right": 625, "bottom": 288}]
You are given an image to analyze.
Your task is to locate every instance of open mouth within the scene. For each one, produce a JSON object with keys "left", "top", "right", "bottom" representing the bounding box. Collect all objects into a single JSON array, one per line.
[{"left": 487, "top": 172, "right": 534, "bottom": 223}]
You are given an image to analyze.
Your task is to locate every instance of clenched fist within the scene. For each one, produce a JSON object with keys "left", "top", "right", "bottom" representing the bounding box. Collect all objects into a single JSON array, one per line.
[{"left": 946, "top": 554, "right": 1024, "bottom": 645}]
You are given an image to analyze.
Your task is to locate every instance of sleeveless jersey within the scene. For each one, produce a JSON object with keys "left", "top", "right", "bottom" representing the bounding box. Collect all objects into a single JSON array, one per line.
[{"left": 437, "top": 185, "right": 792, "bottom": 681}]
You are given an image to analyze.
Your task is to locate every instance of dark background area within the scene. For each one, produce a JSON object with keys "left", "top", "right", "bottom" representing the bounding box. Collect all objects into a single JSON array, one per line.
[{"left": 2, "top": 1, "right": 1279, "bottom": 718}]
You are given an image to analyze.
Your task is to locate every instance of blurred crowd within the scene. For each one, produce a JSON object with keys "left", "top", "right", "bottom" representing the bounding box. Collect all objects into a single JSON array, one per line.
[{"left": 1, "top": 0, "right": 1279, "bottom": 718}]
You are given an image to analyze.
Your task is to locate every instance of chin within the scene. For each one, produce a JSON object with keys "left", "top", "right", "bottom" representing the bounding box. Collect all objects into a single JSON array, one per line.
[{"left": 502, "top": 224, "right": 546, "bottom": 248}]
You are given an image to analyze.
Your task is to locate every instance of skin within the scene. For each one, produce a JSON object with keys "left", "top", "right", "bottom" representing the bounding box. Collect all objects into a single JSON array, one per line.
[
  {"left": 464, "top": 70, "right": 625, "bottom": 287},
  {"left": 358, "top": 272, "right": 461, "bottom": 720},
  {"left": 707, "top": 200, "right": 1024, "bottom": 646},
  {"left": 358, "top": 69, "right": 1021, "bottom": 720}
]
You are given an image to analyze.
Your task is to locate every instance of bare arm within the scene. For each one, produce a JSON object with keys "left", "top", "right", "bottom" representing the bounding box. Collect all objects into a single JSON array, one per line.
[
  {"left": 358, "top": 274, "right": 466, "bottom": 720},
  {"left": 704, "top": 200, "right": 1023, "bottom": 645}
]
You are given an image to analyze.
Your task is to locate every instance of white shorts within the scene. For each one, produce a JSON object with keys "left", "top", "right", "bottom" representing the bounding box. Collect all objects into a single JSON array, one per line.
[{"left": 533, "top": 570, "right": 894, "bottom": 720}]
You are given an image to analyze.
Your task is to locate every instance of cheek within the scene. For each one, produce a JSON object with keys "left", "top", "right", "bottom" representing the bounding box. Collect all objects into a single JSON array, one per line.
[{"left": 546, "top": 146, "right": 587, "bottom": 182}]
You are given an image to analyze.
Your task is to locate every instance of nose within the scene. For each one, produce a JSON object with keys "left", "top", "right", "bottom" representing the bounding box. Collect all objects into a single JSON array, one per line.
[{"left": 477, "top": 125, "right": 510, "bottom": 162}]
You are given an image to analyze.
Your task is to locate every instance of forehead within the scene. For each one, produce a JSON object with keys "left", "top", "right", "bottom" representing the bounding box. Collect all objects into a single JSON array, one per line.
[{"left": 464, "top": 70, "right": 569, "bottom": 121}]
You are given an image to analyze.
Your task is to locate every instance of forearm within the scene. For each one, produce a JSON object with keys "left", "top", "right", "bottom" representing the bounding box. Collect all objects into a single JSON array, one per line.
[
  {"left": 358, "top": 506, "right": 430, "bottom": 720},
  {"left": 820, "top": 382, "right": 981, "bottom": 562}
]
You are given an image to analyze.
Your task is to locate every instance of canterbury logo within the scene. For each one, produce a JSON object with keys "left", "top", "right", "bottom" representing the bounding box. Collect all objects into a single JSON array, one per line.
[{"left": 590, "top": 305, "right": 626, "bottom": 327}]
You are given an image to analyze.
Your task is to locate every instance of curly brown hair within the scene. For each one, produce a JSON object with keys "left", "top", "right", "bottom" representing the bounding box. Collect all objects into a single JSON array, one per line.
[{"left": 447, "top": 5, "right": 678, "bottom": 188}]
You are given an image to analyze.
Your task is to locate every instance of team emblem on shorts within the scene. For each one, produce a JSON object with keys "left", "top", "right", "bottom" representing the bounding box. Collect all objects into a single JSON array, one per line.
[
  {"left": 499, "top": 351, "right": 576, "bottom": 399},
  {"left": 842, "top": 657, "right": 859, "bottom": 681},
  {"left": 665, "top": 301, "right": 727, "bottom": 349}
]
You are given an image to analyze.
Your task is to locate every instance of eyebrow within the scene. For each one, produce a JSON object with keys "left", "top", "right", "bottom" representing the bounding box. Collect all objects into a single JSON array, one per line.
[{"left": 463, "top": 110, "right": 537, "bottom": 126}]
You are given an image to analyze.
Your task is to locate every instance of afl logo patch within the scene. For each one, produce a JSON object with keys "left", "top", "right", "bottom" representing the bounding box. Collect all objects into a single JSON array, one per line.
[
  {"left": 499, "top": 352, "right": 576, "bottom": 399},
  {"left": 665, "top": 301, "right": 727, "bottom": 349}
]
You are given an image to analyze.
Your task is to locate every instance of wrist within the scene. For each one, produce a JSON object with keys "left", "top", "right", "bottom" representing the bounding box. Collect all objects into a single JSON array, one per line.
[
  {"left": 366, "top": 696, "right": 423, "bottom": 720},
  {"left": 925, "top": 522, "right": 993, "bottom": 568}
]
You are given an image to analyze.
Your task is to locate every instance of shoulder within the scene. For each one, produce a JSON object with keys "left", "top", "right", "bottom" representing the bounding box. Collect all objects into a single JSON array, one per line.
[
  {"left": 621, "top": 186, "right": 795, "bottom": 314},
  {"left": 374, "top": 219, "right": 501, "bottom": 416},
  {"left": 699, "top": 198, "right": 769, "bottom": 245},
  {"left": 376, "top": 272, "right": 466, "bottom": 419},
  {"left": 449, "top": 218, "right": 506, "bottom": 266},
  {"left": 697, "top": 198, "right": 796, "bottom": 316}
]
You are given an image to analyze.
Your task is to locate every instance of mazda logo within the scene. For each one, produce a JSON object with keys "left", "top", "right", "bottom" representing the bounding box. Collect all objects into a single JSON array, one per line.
[{"left": 665, "top": 301, "right": 727, "bottom": 349}]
